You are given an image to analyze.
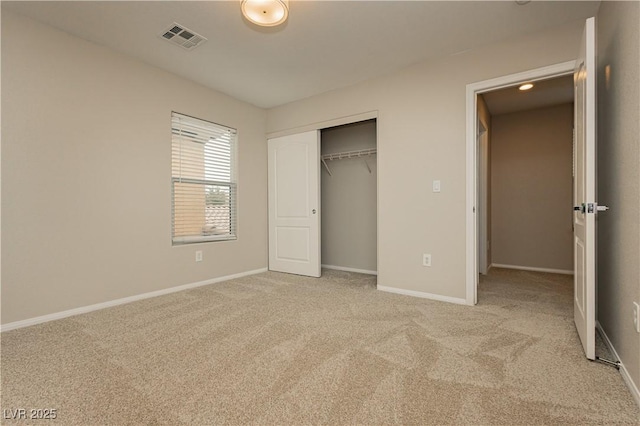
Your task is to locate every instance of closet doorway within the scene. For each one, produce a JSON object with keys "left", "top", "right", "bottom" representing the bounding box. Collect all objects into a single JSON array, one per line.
[
  {"left": 320, "top": 119, "right": 377, "bottom": 275},
  {"left": 267, "top": 118, "right": 378, "bottom": 278}
]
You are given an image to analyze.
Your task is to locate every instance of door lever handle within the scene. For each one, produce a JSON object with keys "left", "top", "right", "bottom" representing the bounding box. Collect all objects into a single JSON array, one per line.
[{"left": 574, "top": 203, "right": 610, "bottom": 213}]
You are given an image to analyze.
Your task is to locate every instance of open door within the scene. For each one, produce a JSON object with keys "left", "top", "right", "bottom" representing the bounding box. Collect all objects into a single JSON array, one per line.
[
  {"left": 573, "top": 17, "right": 597, "bottom": 360},
  {"left": 268, "top": 131, "right": 321, "bottom": 277}
]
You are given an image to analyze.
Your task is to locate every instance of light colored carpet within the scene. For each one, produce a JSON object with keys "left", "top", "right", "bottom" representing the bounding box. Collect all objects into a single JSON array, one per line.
[{"left": 2, "top": 268, "right": 639, "bottom": 425}]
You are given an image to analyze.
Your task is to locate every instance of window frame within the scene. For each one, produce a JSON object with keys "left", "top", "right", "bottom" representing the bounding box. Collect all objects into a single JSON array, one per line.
[{"left": 171, "top": 112, "right": 238, "bottom": 245}]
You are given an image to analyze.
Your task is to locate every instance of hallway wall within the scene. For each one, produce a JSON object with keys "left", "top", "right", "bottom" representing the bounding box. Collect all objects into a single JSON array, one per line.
[{"left": 491, "top": 103, "right": 574, "bottom": 272}]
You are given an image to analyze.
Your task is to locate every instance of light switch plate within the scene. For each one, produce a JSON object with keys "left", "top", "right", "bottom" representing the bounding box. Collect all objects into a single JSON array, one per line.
[{"left": 433, "top": 180, "right": 441, "bottom": 193}]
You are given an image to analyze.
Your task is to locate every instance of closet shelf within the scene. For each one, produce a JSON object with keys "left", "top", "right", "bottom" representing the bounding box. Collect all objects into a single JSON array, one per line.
[{"left": 321, "top": 148, "right": 377, "bottom": 176}]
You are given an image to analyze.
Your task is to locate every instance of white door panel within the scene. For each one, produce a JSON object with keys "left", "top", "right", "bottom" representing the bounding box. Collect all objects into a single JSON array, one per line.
[
  {"left": 573, "top": 17, "right": 596, "bottom": 360},
  {"left": 275, "top": 227, "right": 310, "bottom": 261},
  {"left": 268, "top": 131, "right": 321, "bottom": 277},
  {"left": 274, "top": 144, "right": 310, "bottom": 218}
]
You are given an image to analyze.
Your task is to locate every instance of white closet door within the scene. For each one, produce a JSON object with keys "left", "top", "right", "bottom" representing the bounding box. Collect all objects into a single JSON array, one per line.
[{"left": 268, "top": 131, "right": 321, "bottom": 277}]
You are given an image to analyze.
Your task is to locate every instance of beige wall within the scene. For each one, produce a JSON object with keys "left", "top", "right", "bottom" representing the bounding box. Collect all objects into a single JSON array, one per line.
[
  {"left": 491, "top": 103, "right": 574, "bottom": 272},
  {"left": 267, "top": 20, "right": 585, "bottom": 300},
  {"left": 321, "top": 120, "right": 377, "bottom": 272},
  {"left": 597, "top": 1, "right": 640, "bottom": 396},
  {"left": 1, "top": 11, "right": 268, "bottom": 325}
]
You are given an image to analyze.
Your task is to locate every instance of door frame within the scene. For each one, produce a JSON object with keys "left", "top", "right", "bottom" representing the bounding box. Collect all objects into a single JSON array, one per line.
[
  {"left": 465, "top": 61, "right": 575, "bottom": 305},
  {"left": 477, "top": 119, "right": 489, "bottom": 276}
]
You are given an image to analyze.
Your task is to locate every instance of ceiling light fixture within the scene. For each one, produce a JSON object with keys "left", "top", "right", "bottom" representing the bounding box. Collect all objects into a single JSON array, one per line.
[
  {"left": 241, "top": 0, "right": 289, "bottom": 27},
  {"left": 519, "top": 83, "right": 534, "bottom": 91}
]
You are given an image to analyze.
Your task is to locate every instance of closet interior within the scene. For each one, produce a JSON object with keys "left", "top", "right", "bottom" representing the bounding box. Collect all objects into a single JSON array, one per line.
[{"left": 320, "top": 119, "right": 378, "bottom": 275}]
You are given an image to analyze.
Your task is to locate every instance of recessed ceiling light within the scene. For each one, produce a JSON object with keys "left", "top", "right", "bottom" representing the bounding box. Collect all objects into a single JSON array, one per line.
[{"left": 519, "top": 83, "right": 534, "bottom": 91}]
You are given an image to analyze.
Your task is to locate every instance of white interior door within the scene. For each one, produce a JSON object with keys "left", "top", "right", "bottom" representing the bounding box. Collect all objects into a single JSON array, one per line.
[
  {"left": 573, "top": 17, "right": 596, "bottom": 360},
  {"left": 268, "top": 131, "right": 321, "bottom": 277}
]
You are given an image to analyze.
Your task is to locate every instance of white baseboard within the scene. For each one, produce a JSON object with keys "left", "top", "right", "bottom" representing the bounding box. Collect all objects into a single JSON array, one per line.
[
  {"left": 596, "top": 321, "right": 640, "bottom": 408},
  {"left": 491, "top": 263, "right": 573, "bottom": 275},
  {"left": 377, "top": 285, "right": 469, "bottom": 306},
  {"left": 1, "top": 268, "right": 268, "bottom": 333},
  {"left": 321, "top": 264, "right": 377, "bottom": 276}
]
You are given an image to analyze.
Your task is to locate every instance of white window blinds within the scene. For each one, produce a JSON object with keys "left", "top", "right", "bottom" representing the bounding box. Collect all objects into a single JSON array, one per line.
[{"left": 171, "top": 112, "right": 237, "bottom": 244}]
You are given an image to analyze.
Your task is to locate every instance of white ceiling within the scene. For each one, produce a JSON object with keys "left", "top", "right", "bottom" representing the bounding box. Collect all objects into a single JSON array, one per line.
[
  {"left": 482, "top": 74, "right": 575, "bottom": 115},
  {"left": 3, "top": 1, "right": 600, "bottom": 109}
]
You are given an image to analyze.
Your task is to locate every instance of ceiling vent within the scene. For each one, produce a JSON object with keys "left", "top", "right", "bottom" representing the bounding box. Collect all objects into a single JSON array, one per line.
[{"left": 160, "top": 23, "right": 207, "bottom": 51}]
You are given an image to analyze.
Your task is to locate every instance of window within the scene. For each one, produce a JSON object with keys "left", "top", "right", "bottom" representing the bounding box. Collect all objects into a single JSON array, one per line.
[{"left": 171, "top": 112, "right": 237, "bottom": 244}]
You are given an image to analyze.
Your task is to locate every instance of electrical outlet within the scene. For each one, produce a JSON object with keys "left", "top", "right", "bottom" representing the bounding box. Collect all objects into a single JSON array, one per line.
[
  {"left": 633, "top": 302, "right": 640, "bottom": 333},
  {"left": 422, "top": 254, "right": 431, "bottom": 267},
  {"left": 195, "top": 251, "right": 203, "bottom": 262}
]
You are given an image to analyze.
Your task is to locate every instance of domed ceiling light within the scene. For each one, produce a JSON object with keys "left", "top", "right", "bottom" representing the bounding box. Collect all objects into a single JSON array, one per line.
[{"left": 241, "top": 0, "right": 289, "bottom": 27}]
